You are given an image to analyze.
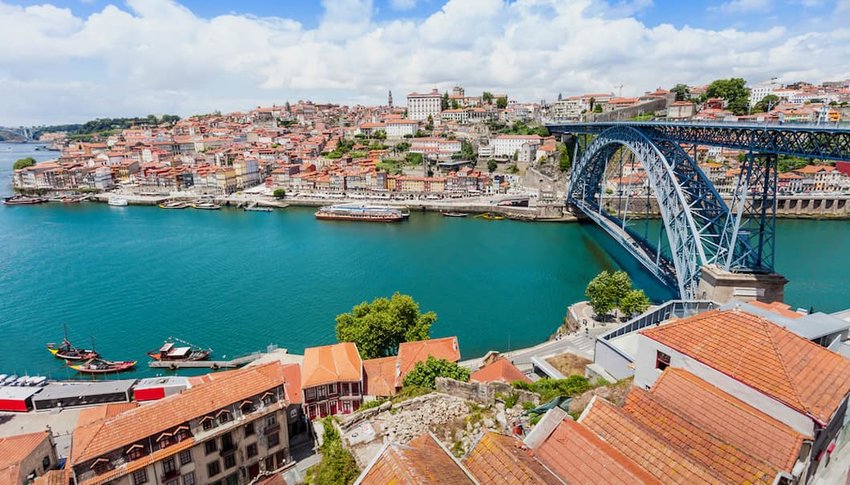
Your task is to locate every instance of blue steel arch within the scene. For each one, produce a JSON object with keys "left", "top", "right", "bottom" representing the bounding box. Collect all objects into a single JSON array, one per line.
[{"left": 568, "top": 126, "right": 743, "bottom": 299}]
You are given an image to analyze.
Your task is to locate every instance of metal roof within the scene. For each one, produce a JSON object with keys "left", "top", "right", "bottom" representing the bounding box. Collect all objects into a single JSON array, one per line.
[
  {"left": 33, "top": 379, "right": 136, "bottom": 401},
  {"left": 0, "top": 386, "right": 41, "bottom": 400},
  {"left": 719, "top": 301, "right": 850, "bottom": 340}
]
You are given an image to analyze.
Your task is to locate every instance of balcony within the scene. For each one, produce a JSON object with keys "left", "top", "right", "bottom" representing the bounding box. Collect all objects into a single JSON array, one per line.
[
  {"left": 220, "top": 441, "right": 238, "bottom": 455},
  {"left": 161, "top": 469, "right": 180, "bottom": 482}
]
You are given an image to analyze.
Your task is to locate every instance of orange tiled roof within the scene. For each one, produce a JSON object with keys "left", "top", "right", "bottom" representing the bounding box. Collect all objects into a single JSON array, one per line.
[
  {"left": 363, "top": 356, "right": 398, "bottom": 397},
  {"left": 470, "top": 358, "right": 531, "bottom": 384},
  {"left": 534, "top": 419, "right": 659, "bottom": 484},
  {"left": 463, "top": 431, "right": 563, "bottom": 484},
  {"left": 641, "top": 309, "right": 850, "bottom": 423},
  {"left": 76, "top": 402, "right": 139, "bottom": 428},
  {"left": 359, "top": 433, "right": 475, "bottom": 484},
  {"left": 623, "top": 388, "right": 778, "bottom": 483},
  {"left": 580, "top": 398, "right": 722, "bottom": 484},
  {"left": 396, "top": 337, "right": 460, "bottom": 386},
  {"left": 34, "top": 469, "right": 65, "bottom": 485},
  {"left": 301, "top": 342, "right": 362, "bottom": 388},
  {"left": 0, "top": 431, "right": 50, "bottom": 482},
  {"left": 651, "top": 368, "right": 807, "bottom": 471},
  {"left": 71, "top": 362, "right": 287, "bottom": 464},
  {"left": 748, "top": 300, "right": 803, "bottom": 320}
]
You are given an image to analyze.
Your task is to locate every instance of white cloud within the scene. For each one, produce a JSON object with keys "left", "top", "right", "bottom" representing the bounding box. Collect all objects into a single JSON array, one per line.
[
  {"left": 0, "top": 0, "right": 849, "bottom": 125},
  {"left": 712, "top": 0, "right": 770, "bottom": 14}
]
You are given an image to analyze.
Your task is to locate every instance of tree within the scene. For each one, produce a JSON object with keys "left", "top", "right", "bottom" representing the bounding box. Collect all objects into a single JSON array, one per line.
[
  {"left": 705, "top": 78, "right": 750, "bottom": 115},
  {"left": 619, "top": 289, "right": 650, "bottom": 317},
  {"left": 496, "top": 97, "right": 508, "bottom": 109},
  {"left": 425, "top": 115, "right": 434, "bottom": 131},
  {"left": 310, "top": 418, "right": 359, "bottom": 485},
  {"left": 450, "top": 99, "right": 460, "bottom": 109},
  {"left": 482, "top": 91, "right": 494, "bottom": 104},
  {"left": 460, "top": 140, "right": 476, "bottom": 160},
  {"left": 335, "top": 292, "right": 436, "bottom": 359},
  {"left": 405, "top": 152, "right": 423, "bottom": 166},
  {"left": 441, "top": 92, "right": 449, "bottom": 111},
  {"left": 557, "top": 92, "right": 563, "bottom": 101},
  {"left": 402, "top": 356, "right": 470, "bottom": 389},
  {"left": 593, "top": 104, "right": 603, "bottom": 113},
  {"left": 754, "top": 94, "right": 780, "bottom": 113},
  {"left": 670, "top": 84, "right": 690, "bottom": 101},
  {"left": 273, "top": 189, "right": 286, "bottom": 199},
  {"left": 487, "top": 159, "right": 498, "bottom": 172},
  {"left": 585, "top": 270, "right": 632, "bottom": 317},
  {"left": 12, "top": 157, "right": 36, "bottom": 170},
  {"left": 557, "top": 141, "right": 572, "bottom": 172},
  {"left": 588, "top": 97, "right": 596, "bottom": 112}
]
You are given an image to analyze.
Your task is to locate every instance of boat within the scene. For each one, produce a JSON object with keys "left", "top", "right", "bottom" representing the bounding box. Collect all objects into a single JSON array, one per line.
[
  {"left": 147, "top": 338, "right": 212, "bottom": 362},
  {"left": 159, "top": 200, "right": 190, "bottom": 209},
  {"left": 61, "top": 196, "right": 82, "bottom": 204},
  {"left": 315, "top": 203, "right": 405, "bottom": 222},
  {"left": 244, "top": 202, "right": 273, "bottom": 212},
  {"left": 69, "top": 358, "right": 137, "bottom": 374},
  {"left": 441, "top": 211, "right": 468, "bottom": 218},
  {"left": 475, "top": 213, "right": 504, "bottom": 220},
  {"left": 192, "top": 200, "right": 221, "bottom": 210},
  {"left": 108, "top": 197, "right": 128, "bottom": 206},
  {"left": 3, "top": 375, "right": 18, "bottom": 385},
  {"left": 47, "top": 325, "right": 99, "bottom": 361},
  {"left": 3, "top": 195, "right": 46, "bottom": 205}
]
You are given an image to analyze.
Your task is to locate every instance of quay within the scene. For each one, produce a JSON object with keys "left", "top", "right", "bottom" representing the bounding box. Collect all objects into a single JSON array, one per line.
[{"left": 147, "top": 351, "right": 264, "bottom": 369}]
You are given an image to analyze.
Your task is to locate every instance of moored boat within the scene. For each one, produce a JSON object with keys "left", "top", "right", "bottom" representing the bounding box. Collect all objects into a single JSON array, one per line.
[
  {"left": 315, "top": 203, "right": 405, "bottom": 222},
  {"left": 69, "top": 358, "right": 137, "bottom": 374},
  {"left": 475, "top": 212, "right": 505, "bottom": 220},
  {"left": 147, "top": 338, "right": 212, "bottom": 362},
  {"left": 61, "top": 196, "right": 82, "bottom": 204},
  {"left": 3, "top": 195, "right": 46, "bottom": 206},
  {"left": 441, "top": 211, "right": 467, "bottom": 217},
  {"left": 192, "top": 200, "right": 221, "bottom": 210},
  {"left": 47, "top": 325, "right": 99, "bottom": 361},
  {"left": 159, "top": 200, "right": 190, "bottom": 209},
  {"left": 108, "top": 197, "right": 128, "bottom": 206}
]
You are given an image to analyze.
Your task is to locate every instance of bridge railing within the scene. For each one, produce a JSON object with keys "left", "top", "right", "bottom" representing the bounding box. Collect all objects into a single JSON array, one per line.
[{"left": 546, "top": 119, "right": 850, "bottom": 131}]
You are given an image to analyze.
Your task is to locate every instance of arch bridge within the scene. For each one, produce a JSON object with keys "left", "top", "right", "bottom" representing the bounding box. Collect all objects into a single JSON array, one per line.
[{"left": 547, "top": 121, "right": 850, "bottom": 299}]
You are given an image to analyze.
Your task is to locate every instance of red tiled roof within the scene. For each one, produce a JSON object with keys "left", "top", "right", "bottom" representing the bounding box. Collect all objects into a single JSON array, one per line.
[
  {"left": 651, "top": 368, "right": 808, "bottom": 471},
  {"left": 623, "top": 388, "right": 778, "bottom": 483},
  {"left": 301, "top": 342, "right": 362, "bottom": 388},
  {"left": 464, "top": 431, "right": 563, "bottom": 484},
  {"left": 359, "top": 433, "right": 475, "bottom": 484},
  {"left": 581, "top": 398, "right": 722, "bottom": 483},
  {"left": 748, "top": 301, "right": 804, "bottom": 320},
  {"left": 363, "top": 356, "right": 398, "bottom": 397},
  {"left": 396, "top": 337, "right": 460, "bottom": 386},
  {"left": 0, "top": 431, "right": 51, "bottom": 482},
  {"left": 534, "top": 419, "right": 659, "bottom": 484},
  {"left": 470, "top": 358, "right": 531, "bottom": 384},
  {"left": 641, "top": 309, "right": 850, "bottom": 423}
]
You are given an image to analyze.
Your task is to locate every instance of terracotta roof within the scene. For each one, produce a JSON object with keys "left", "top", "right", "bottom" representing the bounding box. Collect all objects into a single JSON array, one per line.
[
  {"left": 747, "top": 300, "right": 803, "bottom": 319},
  {"left": 651, "top": 368, "right": 808, "bottom": 471},
  {"left": 34, "top": 469, "right": 66, "bottom": 485},
  {"left": 622, "top": 388, "right": 778, "bottom": 483},
  {"left": 580, "top": 398, "right": 722, "bottom": 484},
  {"left": 396, "top": 337, "right": 460, "bottom": 386},
  {"left": 533, "top": 419, "right": 659, "bottom": 484},
  {"left": 359, "top": 433, "right": 475, "bottom": 484},
  {"left": 463, "top": 431, "right": 563, "bottom": 484},
  {"left": 76, "top": 402, "right": 139, "bottom": 427},
  {"left": 363, "top": 356, "right": 398, "bottom": 397},
  {"left": 280, "top": 363, "right": 303, "bottom": 404},
  {"left": 641, "top": 309, "right": 850, "bottom": 423},
  {"left": 301, "top": 342, "right": 362, "bottom": 388},
  {"left": 0, "top": 431, "right": 51, "bottom": 482},
  {"left": 71, "top": 362, "right": 287, "bottom": 464},
  {"left": 470, "top": 358, "right": 531, "bottom": 384}
]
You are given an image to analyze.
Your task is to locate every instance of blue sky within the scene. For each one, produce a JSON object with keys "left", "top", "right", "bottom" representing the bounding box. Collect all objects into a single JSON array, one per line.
[{"left": 0, "top": 0, "right": 848, "bottom": 125}]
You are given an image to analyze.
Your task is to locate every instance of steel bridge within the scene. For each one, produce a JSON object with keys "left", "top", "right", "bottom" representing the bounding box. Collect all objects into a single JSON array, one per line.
[{"left": 547, "top": 121, "right": 850, "bottom": 299}]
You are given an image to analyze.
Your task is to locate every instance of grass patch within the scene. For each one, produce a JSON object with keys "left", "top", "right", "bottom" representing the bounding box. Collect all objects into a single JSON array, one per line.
[
  {"left": 512, "top": 375, "right": 592, "bottom": 403},
  {"left": 545, "top": 353, "right": 592, "bottom": 377}
]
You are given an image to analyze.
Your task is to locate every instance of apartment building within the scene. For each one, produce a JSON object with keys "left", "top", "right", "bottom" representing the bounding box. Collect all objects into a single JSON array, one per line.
[
  {"left": 406, "top": 89, "right": 442, "bottom": 122},
  {"left": 301, "top": 342, "right": 363, "bottom": 419}
]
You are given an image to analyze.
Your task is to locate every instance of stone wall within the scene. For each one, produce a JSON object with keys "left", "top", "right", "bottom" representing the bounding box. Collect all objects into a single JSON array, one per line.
[{"left": 435, "top": 377, "right": 538, "bottom": 406}]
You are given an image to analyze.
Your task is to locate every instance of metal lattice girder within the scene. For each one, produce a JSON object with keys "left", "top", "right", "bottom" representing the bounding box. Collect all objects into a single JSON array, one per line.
[{"left": 550, "top": 121, "right": 850, "bottom": 161}]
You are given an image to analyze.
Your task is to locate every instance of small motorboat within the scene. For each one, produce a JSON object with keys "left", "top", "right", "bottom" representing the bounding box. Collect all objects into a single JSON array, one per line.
[
  {"left": 475, "top": 212, "right": 504, "bottom": 220},
  {"left": 69, "top": 358, "right": 137, "bottom": 374},
  {"left": 3, "top": 374, "right": 18, "bottom": 385},
  {"left": 61, "top": 196, "right": 82, "bottom": 204},
  {"left": 3, "top": 195, "right": 46, "bottom": 205},
  {"left": 159, "top": 200, "right": 190, "bottom": 209},
  {"left": 441, "top": 211, "right": 467, "bottom": 218},
  {"left": 192, "top": 201, "right": 221, "bottom": 210},
  {"left": 147, "top": 338, "right": 212, "bottom": 362},
  {"left": 108, "top": 197, "right": 128, "bottom": 206}
]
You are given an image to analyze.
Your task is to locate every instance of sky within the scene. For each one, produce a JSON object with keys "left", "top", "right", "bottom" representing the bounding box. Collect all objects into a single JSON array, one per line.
[{"left": 1, "top": 0, "right": 849, "bottom": 125}]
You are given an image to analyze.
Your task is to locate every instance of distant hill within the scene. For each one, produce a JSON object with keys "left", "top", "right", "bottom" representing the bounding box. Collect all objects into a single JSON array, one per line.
[{"left": 33, "top": 114, "right": 181, "bottom": 141}]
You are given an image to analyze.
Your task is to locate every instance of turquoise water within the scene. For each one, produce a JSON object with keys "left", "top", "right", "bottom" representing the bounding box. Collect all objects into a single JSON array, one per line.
[{"left": 0, "top": 143, "right": 848, "bottom": 378}]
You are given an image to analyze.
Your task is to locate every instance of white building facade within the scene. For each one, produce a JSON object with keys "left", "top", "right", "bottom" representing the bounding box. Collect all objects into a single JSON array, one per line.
[{"left": 406, "top": 89, "right": 442, "bottom": 122}]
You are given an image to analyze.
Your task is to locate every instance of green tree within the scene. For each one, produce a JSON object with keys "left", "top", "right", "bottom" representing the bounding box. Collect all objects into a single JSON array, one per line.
[
  {"left": 496, "top": 97, "right": 508, "bottom": 109},
  {"left": 441, "top": 92, "right": 449, "bottom": 111},
  {"left": 585, "top": 270, "right": 632, "bottom": 317},
  {"left": 754, "top": 94, "right": 780, "bottom": 113},
  {"left": 460, "top": 140, "right": 476, "bottom": 160},
  {"left": 450, "top": 99, "right": 460, "bottom": 109},
  {"left": 405, "top": 152, "right": 423, "bottom": 166},
  {"left": 12, "top": 157, "right": 36, "bottom": 170},
  {"left": 557, "top": 140, "right": 573, "bottom": 172},
  {"left": 394, "top": 141, "right": 411, "bottom": 153},
  {"left": 402, "top": 356, "right": 470, "bottom": 389},
  {"left": 273, "top": 188, "right": 286, "bottom": 199},
  {"left": 619, "top": 289, "right": 650, "bottom": 317},
  {"left": 425, "top": 115, "right": 434, "bottom": 131},
  {"left": 670, "top": 84, "right": 690, "bottom": 101},
  {"left": 335, "top": 292, "right": 436, "bottom": 359},
  {"left": 593, "top": 104, "right": 603, "bottom": 113},
  {"left": 482, "top": 92, "right": 494, "bottom": 104},
  {"left": 487, "top": 159, "right": 498, "bottom": 172},
  {"left": 310, "top": 418, "right": 359, "bottom": 485},
  {"left": 705, "top": 78, "right": 750, "bottom": 115}
]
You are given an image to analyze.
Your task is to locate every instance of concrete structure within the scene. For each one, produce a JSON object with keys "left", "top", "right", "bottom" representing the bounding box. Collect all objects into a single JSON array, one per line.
[
  {"left": 696, "top": 264, "right": 789, "bottom": 303},
  {"left": 491, "top": 135, "right": 541, "bottom": 158},
  {"left": 0, "top": 431, "right": 58, "bottom": 484},
  {"left": 406, "top": 89, "right": 442, "bottom": 122}
]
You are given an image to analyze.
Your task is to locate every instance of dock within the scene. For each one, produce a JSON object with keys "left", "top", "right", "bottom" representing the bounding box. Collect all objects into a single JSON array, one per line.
[{"left": 148, "top": 352, "right": 263, "bottom": 369}]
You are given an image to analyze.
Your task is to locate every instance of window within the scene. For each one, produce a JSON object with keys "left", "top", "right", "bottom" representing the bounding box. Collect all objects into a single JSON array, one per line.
[
  {"left": 224, "top": 454, "right": 236, "bottom": 469},
  {"left": 317, "top": 386, "right": 327, "bottom": 399},
  {"left": 42, "top": 456, "right": 50, "bottom": 471},
  {"left": 655, "top": 350, "right": 671, "bottom": 371},
  {"left": 305, "top": 388, "right": 316, "bottom": 401},
  {"left": 244, "top": 423, "right": 255, "bottom": 436},
  {"left": 205, "top": 440, "right": 217, "bottom": 455},
  {"left": 262, "top": 392, "right": 276, "bottom": 406},
  {"left": 266, "top": 415, "right": 277, "bottom": 427},
  {"left": 201, "top": 417, "right": 215, "bottom": 431},
  {"left": 264, "top": 456, "right": 274, "bottom": 471},
  {"left": 226, "top": 474, "right": 238, "bottom": 485},
  {"left": 207, "top": 461, "right": 221, "bottom": 477},
  {"left": 221, "top": 432, "right": 234, "bottom": 450},
  {"left": 132, "top": 469, "right": 148, "bottom": 485},
  {"left": 218, "top": 411, "right": 231, "bottom": 425},
  {"left": 165, "top": 480, "right": 179, "bottom": 485},
  {"left": 247, "top": 443, "right": 258, "bottom": 458},
  {"left": 351, "top": 382, "right": 360, "bottom": 394},
  {"left": 182, "top": 472, "right": 195, "bottom": 485},
  {"left": 275, "top": 451, "right": 287, "bottom": 467},
  {"left": 329, "top": 383, "right": 337, "bottom": 394},
  {"left": 163, "top": 457, "right": 177, "bottom": 475},
  {"left": 179, "top": 450, "right": 192, "bottom": 466},
  {"left": 268, "top": 433, "right": 280, "bottom": 448}
]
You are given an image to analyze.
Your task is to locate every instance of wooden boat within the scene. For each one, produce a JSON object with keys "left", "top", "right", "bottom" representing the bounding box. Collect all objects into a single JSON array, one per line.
[
  {"left": 3, "top": 195, "right": 46, "bottom": 205},
  {"left": 61, "top": 196, "right": 82, "bottom": 204},
  {"left": 147, "top": 338, "right": 212, "bottom": 362},
  {"left": 192, "top": 201, "right": 221, "bottom": 210},
  {"left": 47, "top": 325, "right": 99, "bottom": 361},
  {"left": 69, "top": 358, "right": 137, "bottom": 374},
  {"left": 441, "top": 211, "right": 467, "bottom": 218}
]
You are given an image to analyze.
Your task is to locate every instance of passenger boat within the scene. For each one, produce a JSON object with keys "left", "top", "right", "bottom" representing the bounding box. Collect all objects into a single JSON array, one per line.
[
  {"left": 441, "top": 211, "right": 467, "bottom": 217},
  {"left": 147, "top": 338, "right": 212, "bottom": 362},
  {"left": 69, "top": 358, "right": 137, "bottom": 374},
  {"left": 159, "top": 200, "right": 190, "bottom": 209},
  {"left": 108, "top": 197, "right": 128, "bottom": 206},
  {"left": 47, "top": 325, "right": 99, "bottom": 361},
  {"left": 3, "top": 195, "right": 46, "bottom": 205},
  {"left": 193, "top": 201, "right": 221, "bottom": 210},
  {"left": 315, "top": 203, "right": 405, "bottom": 222}
]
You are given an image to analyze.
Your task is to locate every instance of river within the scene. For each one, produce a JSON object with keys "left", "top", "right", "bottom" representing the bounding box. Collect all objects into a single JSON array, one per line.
[{"left": 1, "top": 142, "right": 848, "bottom": 378}]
